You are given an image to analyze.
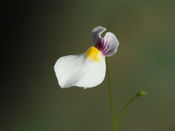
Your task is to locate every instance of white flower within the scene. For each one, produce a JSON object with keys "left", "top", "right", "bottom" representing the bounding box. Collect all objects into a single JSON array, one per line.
[{"left": 54, "top": 26, "right": 119, "bottom": 89}]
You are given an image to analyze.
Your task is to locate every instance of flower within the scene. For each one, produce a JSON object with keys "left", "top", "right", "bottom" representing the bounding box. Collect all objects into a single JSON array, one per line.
[{"left": 54, "top": 26, "right": 119, "bottom": 89}]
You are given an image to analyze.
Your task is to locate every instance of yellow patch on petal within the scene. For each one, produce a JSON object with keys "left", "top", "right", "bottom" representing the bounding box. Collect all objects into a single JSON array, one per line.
[{"left": 85, "top": 46, "right": 102, "bottom": 62}]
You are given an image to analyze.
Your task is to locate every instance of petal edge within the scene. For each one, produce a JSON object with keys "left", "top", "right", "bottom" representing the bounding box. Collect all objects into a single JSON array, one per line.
[{"left": 92, "top": 26, "right": 106, "bottom": 45}]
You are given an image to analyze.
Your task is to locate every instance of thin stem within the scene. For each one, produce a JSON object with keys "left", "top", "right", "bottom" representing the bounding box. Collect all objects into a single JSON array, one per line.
[
  {"left": 116, "top": 91, "right": 146, "bottom": 130},
  {"left": 106, "top": 57, "right": 117, "bottom": 131}
]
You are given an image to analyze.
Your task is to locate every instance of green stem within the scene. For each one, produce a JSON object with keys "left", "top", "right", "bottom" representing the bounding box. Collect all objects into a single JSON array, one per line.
[
  {"left": 106, "top": 57, "right": 117, "bottom": 131},
  {"left": 116, "top": 91, "right": 146, "bottom": 130}
]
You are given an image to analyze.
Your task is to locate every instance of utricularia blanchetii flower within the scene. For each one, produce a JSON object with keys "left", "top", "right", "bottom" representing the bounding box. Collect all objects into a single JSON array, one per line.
[{"left": 54, "top": 26, "right": 119, "bottom": 89}]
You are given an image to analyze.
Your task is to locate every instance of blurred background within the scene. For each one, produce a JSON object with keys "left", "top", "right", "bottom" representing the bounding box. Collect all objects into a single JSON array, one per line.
[{"left": 1, "top": 0, "right": 175, "bottom": 131}]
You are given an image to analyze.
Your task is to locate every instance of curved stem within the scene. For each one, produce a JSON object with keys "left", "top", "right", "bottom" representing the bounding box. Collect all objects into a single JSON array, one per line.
[
  {"left": 116, "top": 91, "right": 146, "bottom": 130},
  {"left": 106, "top": 57, "right": 117, "bottom": 131}
]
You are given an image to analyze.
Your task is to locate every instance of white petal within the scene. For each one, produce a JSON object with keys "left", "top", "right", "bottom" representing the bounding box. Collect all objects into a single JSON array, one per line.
[
  {"left": 92, "top": 26, "right": 106, "bottom": 45},
  {"left": 54, "top": 54, "right": 106, "bottom": 89},
  {"left": 103, "top": 32, "right": 119, "bottom": 56}
]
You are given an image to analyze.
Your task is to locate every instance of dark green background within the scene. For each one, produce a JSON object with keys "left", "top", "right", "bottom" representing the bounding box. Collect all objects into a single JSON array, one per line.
[{"left": 2, "top": 0, "right": 175, "bottom": 131}]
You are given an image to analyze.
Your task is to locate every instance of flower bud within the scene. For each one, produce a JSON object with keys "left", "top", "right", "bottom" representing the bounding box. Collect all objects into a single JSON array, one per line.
[{"left": 137, "top": 91, "right": 147, "bottom": 96}]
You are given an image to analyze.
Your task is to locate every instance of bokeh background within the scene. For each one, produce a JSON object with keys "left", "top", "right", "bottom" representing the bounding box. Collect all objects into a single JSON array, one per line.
[{"left": 2, "top": 0, "right": 175, "bottom": 131}]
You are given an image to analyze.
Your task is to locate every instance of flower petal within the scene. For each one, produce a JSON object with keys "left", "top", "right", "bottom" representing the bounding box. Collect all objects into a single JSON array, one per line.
[
  {"left": 102, "top": 32, "right": 119, "bottom": 56},
  {"left": 92, "top": 26, "right": 106, "bottom": 45},
  {"left": 54, "top": 53, "right": 106, "bottom": 89}
]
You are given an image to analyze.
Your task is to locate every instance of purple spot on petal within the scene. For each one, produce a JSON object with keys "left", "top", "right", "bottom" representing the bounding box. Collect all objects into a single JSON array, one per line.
[
  {"left": 95, "top": 36, "right": 111, "bottom": 56},
  {"left": 95, "top": 37, "right": 103, "bottom": 50}
]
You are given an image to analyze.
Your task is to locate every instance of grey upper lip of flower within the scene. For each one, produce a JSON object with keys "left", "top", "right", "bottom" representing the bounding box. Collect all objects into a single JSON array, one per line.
[{"left": 92, "top": 26, "right": 119, "bottom": 57}]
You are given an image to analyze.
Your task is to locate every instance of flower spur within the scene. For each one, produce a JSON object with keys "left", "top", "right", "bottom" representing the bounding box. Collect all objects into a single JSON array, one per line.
[{"left": 54, "top": 26, "right": 119, "bottom": 89}]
